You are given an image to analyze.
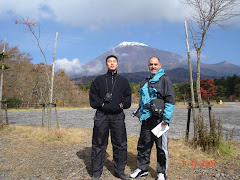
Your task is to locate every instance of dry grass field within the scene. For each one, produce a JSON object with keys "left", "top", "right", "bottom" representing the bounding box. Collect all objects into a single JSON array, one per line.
[{"left": 0, "top": 125, "right": 239, "bottom": 180}]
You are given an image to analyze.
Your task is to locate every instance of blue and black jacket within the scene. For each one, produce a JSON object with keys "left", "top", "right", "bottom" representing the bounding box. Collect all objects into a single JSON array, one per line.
[{"left": 139, "top": 68, "right": 175, "bottom": 123}]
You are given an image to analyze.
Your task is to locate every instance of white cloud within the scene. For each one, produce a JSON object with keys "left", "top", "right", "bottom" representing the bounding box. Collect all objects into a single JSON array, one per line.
[
  {"left": 55, "top": 58, "right": 103, "bottom": 77},
  {"left": 0, "top": 0, "right": 53, "bottom": 19},
  {"left": 86, "top": 60, "right": 104, "bottom": 75},
  {"left": 55, "top": 58, "right": 83, "bottom": 75},
  {"left": 0, "top": 0, "right": 190, "bottom": 30},
  {"left": 110, "top": 47, "right": 128, "bottom": 57},
  {"left": 1, "top": 0, "right": 239, "bottom": 30}
]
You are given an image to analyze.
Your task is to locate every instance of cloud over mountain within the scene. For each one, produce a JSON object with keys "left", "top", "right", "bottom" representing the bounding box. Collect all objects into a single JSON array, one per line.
[{"left": 55, "top": 58, "right": 83, "bottom": 75}]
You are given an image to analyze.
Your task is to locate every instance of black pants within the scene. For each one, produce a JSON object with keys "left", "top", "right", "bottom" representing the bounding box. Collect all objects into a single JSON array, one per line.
[
  {"left": 91, "top": 111, "right": 127, "bottom": 177},
  {"left": 136, "top": 116, "right": 168, "bottom": 177}
]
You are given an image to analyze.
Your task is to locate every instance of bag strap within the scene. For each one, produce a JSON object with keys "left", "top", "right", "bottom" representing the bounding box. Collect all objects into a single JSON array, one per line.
[
  {"left": 106, "top": 74, "right": 118, "bottom": 95},
  {"left": 147, "top": 74, "right": 166, "bottom": 100},
  {"left": 147, "top": 79, "right": 152, "bottom": 99}
]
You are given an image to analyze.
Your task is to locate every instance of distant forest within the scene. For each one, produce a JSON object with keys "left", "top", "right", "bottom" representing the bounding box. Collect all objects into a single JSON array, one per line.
[
  {"left": 1, "top": 40, "right": 239, "bottom": 109},
  {"left": 173, "top": 75, "right": 240, "bottom": 102},
  {"left": 0, "top": 41, "right": 89, "bottom": 108},
  {"left": 80, "top": 74, "right": 240, "bottom": 105}
]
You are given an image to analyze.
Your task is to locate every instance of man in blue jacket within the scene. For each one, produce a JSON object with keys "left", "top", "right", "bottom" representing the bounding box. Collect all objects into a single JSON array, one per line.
[
  {"left": 89, "top": 55, "right": 131, "bottom": 180},
  {"left": 130, "top": 56, "right": 175, "bottom": 180}
]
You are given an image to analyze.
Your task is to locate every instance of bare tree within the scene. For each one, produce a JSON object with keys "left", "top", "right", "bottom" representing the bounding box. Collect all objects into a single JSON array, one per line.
[
  {"left": 16, "top": 17, "right": 59, "bottom": 129},
  {"left": 16, "top": 18, "right": 51, "bottom": 102},
  {"left": 48, "top": 32, "right": 58, "bottom": 129},
  {"left": 184, "top": 0, "right": 240, "bottom": 144}
]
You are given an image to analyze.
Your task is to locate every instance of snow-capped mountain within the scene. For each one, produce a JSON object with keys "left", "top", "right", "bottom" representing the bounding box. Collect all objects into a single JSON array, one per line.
[
  {"left": 81, "top": 41, "right": 183, "bottom": 76},
  {"left": 71, "top": 41, "right": 240, "bottom": 79},
  {"left": 116, "top": 41, "right": 148, "bottom": 47}
]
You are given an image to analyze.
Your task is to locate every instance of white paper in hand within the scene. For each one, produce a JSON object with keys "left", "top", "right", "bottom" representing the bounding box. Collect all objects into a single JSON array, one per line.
[{"left": 151, "top": 123, "right": 169, "bottom": 138}]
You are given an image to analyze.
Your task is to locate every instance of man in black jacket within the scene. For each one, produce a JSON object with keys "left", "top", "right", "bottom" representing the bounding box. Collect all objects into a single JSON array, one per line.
[{"left": 89, "top": 55, "right": 131, "bottom": 180}]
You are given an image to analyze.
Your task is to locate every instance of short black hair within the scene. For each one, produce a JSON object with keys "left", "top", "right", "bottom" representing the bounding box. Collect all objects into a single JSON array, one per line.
[{"left": 106, "top": 55, "right": 118, "bottom": 63}]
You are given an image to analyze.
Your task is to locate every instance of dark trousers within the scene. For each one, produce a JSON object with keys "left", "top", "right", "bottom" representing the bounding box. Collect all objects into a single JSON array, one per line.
[
  {"left": 91, "top": 111, "right": 127, "bottom": 177},
  {"left": 136, "top": 116, "right": 168, "bottom": 176}
]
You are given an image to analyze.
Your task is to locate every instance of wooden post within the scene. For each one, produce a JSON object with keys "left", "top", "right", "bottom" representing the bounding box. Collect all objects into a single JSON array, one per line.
[
  {"left": 41, "top": 103, "right": 45, "bottom": 127},
  {"left": 47, "top": 105, "right": 50, "bottom": 130},
  {"left": 54, "top": 103, "right": 60, "bottom": 129},
  {"left": 0, "top": 39, "right": 6, "bottom": 125},
  {"left": 4, "top": 101, "right": 8, "bottom": 124},
  {"left": 208, "top": 101, "right": 214, "bottom": 136},
  {"left": 0, "top": 101, "right": 2, "bottom": 125},
  {"left": 185, "top": 102, "right": 192, "bottom": 141}
]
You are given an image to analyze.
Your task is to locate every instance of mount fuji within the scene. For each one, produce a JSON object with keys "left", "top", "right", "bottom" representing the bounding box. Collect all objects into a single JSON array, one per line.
[
  {"left": 71, "top": 41, "right": 240, "bottom": 82},
  {"left": 80, "top": 41, "right": 183, "bottom": 76}
]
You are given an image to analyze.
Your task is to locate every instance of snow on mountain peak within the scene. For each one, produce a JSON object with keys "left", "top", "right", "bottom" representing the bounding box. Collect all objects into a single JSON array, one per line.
[{"left": 117, "top": 41, "right": 148, "bottom": 47}]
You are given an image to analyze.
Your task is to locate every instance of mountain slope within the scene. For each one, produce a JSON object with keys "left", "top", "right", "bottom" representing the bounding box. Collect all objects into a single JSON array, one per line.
[
  {"left": 81, "top": 41, "right": 183, "bottom": 76},
  {"left": 72, "top": 67, "right": 215, "bottom": 84},
  {"left": 179, "top": 60, "right": 240, "bottom": 77},
  {"left": 73, "top": 41, "right": 240, "bottom": 78}
]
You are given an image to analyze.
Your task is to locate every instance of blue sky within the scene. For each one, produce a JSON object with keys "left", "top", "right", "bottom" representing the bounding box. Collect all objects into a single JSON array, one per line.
[{"left": 0, "top": 0, "right": 240, "bottom": 75}]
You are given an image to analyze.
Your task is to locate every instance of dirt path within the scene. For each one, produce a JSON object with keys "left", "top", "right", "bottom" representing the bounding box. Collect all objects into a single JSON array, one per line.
[{"left": 1, "top": 126, "right": 240, "bottom": 180}]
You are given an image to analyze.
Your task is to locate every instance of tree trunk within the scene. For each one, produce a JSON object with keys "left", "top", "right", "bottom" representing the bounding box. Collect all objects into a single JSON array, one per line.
[
  {"left": 196, "top": 50, "right": 204, "bottom": 141},
  {"left": 48, "top": 32, "right": 58, "bottom": 130}
]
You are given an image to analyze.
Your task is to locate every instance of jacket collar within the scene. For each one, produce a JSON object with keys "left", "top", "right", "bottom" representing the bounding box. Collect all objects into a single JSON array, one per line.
[
  {"left": 107, "top": 70, "right": 117, "bottom": 76},
  {"left": 148, "top": 68, "right": 165, "bottom": 83}
]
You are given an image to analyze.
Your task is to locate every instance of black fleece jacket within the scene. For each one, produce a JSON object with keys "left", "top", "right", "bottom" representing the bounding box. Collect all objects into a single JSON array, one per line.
[{"left": 89, "top": 71, "right": 131, "bottom": 113}]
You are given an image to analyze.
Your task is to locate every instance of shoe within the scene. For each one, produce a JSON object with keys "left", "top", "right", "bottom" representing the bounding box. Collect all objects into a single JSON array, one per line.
[
  {"left": 91, "top": 176, "right": 100, "bottom": 180},
  {"left": 115, "top": 172, "right": 130, "bottom": 180},
  {"left": 129, "top": 168, "right": 148, "bottom": 178},
  {"left": 157, "top": 173, "right": 165, "bottom": 180}
]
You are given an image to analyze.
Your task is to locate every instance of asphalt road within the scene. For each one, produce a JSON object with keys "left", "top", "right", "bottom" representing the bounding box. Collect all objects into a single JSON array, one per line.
[{"left": 6, "top": 102, "right": 240, "bottom": 140}]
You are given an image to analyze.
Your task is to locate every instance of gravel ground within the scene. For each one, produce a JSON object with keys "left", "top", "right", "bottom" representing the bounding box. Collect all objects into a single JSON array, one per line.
[
  {"left": 5, "top": 102, "right": 240, "bottom": 140},
  {"left": 1, "top": 133, "right": 239, "bottom": 180},
  {"left": 1, "top": 102, "right": 240, "bottom": 180}
]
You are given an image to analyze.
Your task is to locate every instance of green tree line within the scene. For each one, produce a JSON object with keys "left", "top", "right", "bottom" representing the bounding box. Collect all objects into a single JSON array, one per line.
[
  {"left": 80, "top": 75, "right": 240, "bottom": 104},
  {"left": 173, "top": 76, "right": 240, "bottom": 103}
]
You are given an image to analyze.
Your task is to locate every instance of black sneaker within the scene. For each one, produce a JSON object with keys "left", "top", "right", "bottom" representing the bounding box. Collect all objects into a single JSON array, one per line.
[
  {"left": 130, "top": 168, "right": 148, "bottom": 178},
  {"left": 91, "top": 176, "right": 100, "bottom": 180},
  {"left": 114, "top": 172, "right": 130, "bottom": 180}
]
